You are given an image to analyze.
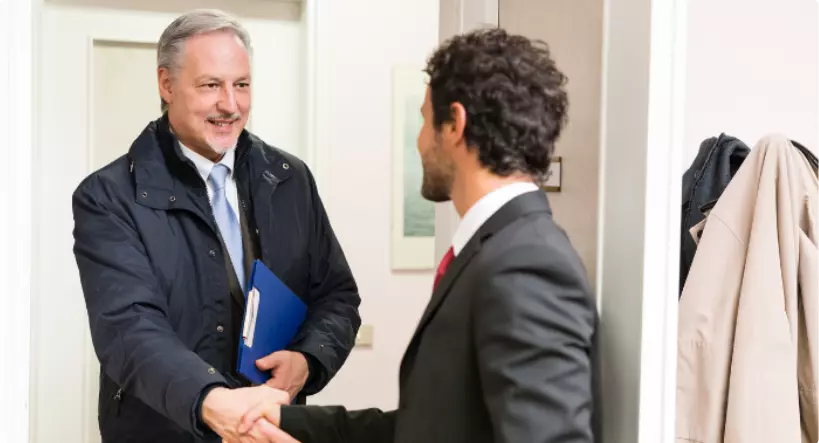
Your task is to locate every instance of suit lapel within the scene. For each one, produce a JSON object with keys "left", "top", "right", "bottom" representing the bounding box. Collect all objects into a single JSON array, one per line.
[
  {"left": 398, "top": 191, "right": 554, "bottom": 386},
  {"left": 399, "top": 242, "right": 481, "bottom": 387},
  {"left": 415, "top": 241, "right": 480, "bottom": 340}
]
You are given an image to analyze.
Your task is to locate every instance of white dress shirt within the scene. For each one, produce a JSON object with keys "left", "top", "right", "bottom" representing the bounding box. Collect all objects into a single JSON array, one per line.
[
  {"left": 179, "top": 143, "right": 241, "bottom": 219},
  {"left": 451, "top": 182, "right": 540, "bottom": 256}
]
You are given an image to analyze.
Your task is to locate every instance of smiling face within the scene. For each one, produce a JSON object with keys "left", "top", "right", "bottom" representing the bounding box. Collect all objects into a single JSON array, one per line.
[{"left": 158, "top": 30, "right": 251, "bottom": 160}]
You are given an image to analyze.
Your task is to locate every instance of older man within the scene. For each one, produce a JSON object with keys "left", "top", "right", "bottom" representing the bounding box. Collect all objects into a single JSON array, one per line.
[{"left": 71, "top": 9, "right": 360, "bottom": 443}]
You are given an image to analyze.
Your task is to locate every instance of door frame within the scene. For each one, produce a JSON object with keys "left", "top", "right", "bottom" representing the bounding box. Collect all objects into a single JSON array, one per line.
[{"left": 596, "top": 0, "right": 687, "bottom": 440}]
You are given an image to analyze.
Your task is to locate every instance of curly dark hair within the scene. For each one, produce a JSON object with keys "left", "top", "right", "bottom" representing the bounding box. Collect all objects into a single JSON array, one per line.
[{"left": 424, "top": 28, "right": 569, "bottom": 185}]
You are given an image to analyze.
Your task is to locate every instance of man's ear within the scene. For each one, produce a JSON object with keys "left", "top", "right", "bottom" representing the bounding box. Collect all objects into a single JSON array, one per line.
[
  {"left": 158, "top": 67, "right": 173, "bottom": 107},
  {"left": 444, "top": 101, "right": 467, "bottom": 146}
]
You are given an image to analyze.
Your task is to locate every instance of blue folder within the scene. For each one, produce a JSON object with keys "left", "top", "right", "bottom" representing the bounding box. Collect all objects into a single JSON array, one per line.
[{"left": 237, "top": 259, "right": 308, "bottom": 385}]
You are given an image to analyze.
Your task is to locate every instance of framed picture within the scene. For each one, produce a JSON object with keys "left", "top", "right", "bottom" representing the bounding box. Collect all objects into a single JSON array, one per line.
[
  {"left": 542, "top": 156, "right": 562, "bottom": 192},
  {"left": 390, "top": 66, "right": 435, "bottom": 270}
]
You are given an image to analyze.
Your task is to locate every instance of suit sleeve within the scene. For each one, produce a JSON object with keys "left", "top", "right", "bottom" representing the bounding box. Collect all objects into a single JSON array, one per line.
[
  {"left": 280, "top": 405, "right": 396, "bottom": 443},
  {"left": 287, "top": 166, "right": 362, "bottom": 395},
  {"left": 72, "top": 177, "right": 228, "bottom": 438},
  {"left": 473, "top": 244, "right": 597, "bottom": 443}
]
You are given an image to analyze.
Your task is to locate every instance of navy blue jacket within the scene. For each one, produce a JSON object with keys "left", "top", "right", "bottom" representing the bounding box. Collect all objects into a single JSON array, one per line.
[{"left": 72, "top": 115, "right": 361, "bottom": 442}]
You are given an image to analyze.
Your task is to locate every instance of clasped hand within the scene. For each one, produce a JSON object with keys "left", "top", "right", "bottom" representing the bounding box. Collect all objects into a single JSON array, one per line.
[
  {"left": 203, "top": 350, "right": 310, "bottom": 443},
  {"left": 204, "top": 385, "right": 296, "bottom": 443}
]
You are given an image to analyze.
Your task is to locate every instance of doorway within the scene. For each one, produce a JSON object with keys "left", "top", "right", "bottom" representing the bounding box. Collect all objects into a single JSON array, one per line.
[{"left": 30, "top": 2, "right": 309, "bottom": 442}]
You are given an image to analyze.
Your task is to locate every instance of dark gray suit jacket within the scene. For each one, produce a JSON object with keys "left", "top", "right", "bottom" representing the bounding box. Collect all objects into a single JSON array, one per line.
[{"left": 281, "top": 191, "right": 600, "bottom": 443}]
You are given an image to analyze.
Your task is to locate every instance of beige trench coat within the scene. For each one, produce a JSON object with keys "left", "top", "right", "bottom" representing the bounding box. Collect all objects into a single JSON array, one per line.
[{"left": 676, "top": 134, "right": 818, "bottom": 443}]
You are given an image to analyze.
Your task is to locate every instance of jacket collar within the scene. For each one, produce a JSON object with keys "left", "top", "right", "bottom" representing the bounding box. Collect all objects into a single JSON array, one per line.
[
  {"left": 451, "top": 183, "right": 540, "bottom": 255},
  {"left": 420, "top": 190, "right": 552, "bottom": 326},
  {"left": 126, "top": 114, "right": 293, "bottom": 210},
  {"left": 400, "top": 190, "right": 552, "bottom": 382}
]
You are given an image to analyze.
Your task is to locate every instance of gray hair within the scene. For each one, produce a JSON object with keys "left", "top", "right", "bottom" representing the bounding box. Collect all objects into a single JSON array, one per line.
[{"left": 157, "top": 9, "right": 252, "bottom": 112}]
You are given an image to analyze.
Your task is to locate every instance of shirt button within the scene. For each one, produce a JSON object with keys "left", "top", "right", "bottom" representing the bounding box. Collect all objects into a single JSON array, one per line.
[
  {"left": 216, "top": 325, "right": 224, "bottom": 333},
  {"left": 208, "top": 249, "right": 216, "bottom": 257},
  {"left": 207, "top": 367, "right": 216, "bottom": 375}
]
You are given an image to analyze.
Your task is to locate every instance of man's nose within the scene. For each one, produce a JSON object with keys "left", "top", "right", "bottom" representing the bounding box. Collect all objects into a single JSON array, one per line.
[{"left": 217, "top": 87, "right": 238, "bottom": 114}]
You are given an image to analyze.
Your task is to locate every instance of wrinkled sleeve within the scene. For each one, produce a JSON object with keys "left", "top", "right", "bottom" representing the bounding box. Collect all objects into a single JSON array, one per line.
[
  {"left": 474, "top": 245, "right": 597, "bottom": 442},
  {"left": 281, "top": 405, "right": 396, "bottom": 443},
  {"left": 72, "top": 176, "right": 227, "bottom": 437}
]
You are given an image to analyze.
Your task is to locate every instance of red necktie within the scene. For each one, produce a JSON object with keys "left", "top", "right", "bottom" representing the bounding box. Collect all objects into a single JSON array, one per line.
[{"left": 433, "top": 247, "right": 455, "bottom": 291}]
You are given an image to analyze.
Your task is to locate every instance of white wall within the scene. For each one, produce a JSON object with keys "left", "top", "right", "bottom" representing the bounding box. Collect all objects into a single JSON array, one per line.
[
  {"left": 683, "top": 0, "right": 819, "bottom": 163},
  {"left": 0, "top": 0, "right": 34, "bottom": 442},
  {"left": 307, "top": 0, "right": 440, "bottom": 409}
]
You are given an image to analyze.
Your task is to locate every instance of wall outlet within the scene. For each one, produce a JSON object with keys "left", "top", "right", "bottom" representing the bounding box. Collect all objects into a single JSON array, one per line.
[{"left": 355, "top": 324, "right": 374, "bottom": 348}]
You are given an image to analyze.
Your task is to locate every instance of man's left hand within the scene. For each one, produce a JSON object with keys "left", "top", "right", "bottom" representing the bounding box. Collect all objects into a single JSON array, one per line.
[{"left": 256, "top": 351, "right": 309, "bottom": 399}]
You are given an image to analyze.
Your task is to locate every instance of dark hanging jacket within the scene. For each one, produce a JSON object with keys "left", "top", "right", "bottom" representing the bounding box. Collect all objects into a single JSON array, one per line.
[{"left": 679, "top": 134, "right": 750, "bottom": 294}]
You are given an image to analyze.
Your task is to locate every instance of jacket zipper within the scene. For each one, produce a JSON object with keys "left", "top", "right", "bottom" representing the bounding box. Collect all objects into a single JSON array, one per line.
[{"left": 113, "top": 388, "right": 123, "bottom": 416}]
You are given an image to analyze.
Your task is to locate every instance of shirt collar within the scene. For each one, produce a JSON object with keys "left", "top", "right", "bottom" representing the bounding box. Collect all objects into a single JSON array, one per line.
[
  {"left": 178, "top": 141, "right": 236, "bottom": 183},
  {"left": 451, "top": 182, "right": 539, "bottom": 256}
]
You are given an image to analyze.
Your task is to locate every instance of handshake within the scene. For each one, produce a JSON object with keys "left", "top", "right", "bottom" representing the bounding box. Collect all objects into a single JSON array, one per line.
[
  {"left": 202, "top": 384, "right": 298, "bottom": 443},
  {"left": 202, "top": 350, "right": 308, "bottom": 443}
]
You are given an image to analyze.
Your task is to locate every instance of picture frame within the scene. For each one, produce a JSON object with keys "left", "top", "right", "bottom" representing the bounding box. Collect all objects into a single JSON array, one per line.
[{"left": 390, "top": 66, "right": 435, "bottom": 270}]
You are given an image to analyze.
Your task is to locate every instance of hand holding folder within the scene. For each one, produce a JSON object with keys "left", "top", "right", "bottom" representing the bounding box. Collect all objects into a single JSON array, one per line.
[{"left": 238, "top": 260, "right": 308, "bottom": 385}]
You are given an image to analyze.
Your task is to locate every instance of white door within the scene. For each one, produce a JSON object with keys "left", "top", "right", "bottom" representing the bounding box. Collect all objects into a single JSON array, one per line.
[{"left": 32, "top": 4, "right": 305, "bottom": 442}]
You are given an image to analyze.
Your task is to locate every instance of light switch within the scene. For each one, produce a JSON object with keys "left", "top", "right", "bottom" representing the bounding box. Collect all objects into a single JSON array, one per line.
[{"left": 355, "top": 324, "right": 374, "bottom": 348}]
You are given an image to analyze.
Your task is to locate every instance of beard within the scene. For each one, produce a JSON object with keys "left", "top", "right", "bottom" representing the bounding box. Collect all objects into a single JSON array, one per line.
[
  {"left": 205, "top": 139, "right": 232, "bottom": 156},
  {"left": 420, "top": 148, "right": 454, "bottom": 203},
  {"left": 205, "top": 112, "right": 242, "bottom": 155}
]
